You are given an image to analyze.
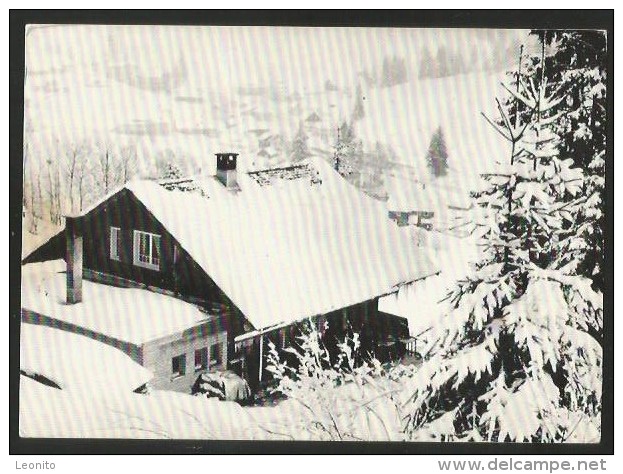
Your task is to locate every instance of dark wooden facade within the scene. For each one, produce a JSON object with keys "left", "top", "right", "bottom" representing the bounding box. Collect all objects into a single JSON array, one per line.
[
  {"left": 84, "top": 189, "right": 216, "bottom": 298},
  {"left": 22, "top": 189, "right": 251, "bottom": 341}
]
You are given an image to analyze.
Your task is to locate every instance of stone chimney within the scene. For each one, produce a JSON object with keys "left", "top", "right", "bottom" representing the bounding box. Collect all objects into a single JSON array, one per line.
[
  {"left": 65, "top": 215, "right": 83, "bottom": 304},
  {"left": 216, "top": 153, "right": 238, "bottom": 188}
]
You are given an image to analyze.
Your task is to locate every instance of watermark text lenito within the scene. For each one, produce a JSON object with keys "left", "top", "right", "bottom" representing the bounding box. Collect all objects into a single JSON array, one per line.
[{"left": 438, "top": 458, "right": 607, "bottom": 472}]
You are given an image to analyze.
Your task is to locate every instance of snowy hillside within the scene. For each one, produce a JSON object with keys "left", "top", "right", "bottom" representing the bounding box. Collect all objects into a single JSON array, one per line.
[
  {"left": 357, "top": 71, "right": 510, "bottom": 186},
  {"left": 24, "top": 24, "right": 522, "bottom": 180},
  {"left": 26, "top": 64, "right": 509, "bottom": 165}
]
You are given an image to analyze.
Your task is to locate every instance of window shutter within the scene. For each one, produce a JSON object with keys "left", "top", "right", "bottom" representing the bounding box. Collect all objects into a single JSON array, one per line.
[
  {"left": 110, "top": 228, "right": 115, "bottom": 259},
  {"left": 153, "top": 234, "right": 161, "bottom": 266},
  {"left": 110, "top": 227, "right": 122, "bottom": 260},
  {"left": 133, "top": 230, "right": 139, "bottom": 266}
]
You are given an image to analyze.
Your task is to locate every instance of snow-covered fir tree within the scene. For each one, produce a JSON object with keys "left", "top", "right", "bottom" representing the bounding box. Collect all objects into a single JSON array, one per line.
[
  {"left": 368, "top": 142, "right": 389, "bottom": 190},
  {"left": 159, "top": 161, "right": 183, "bottom": 181},
  {"left": 324, "top": 79, "right": 339, "bottom": 92},
  {"left": 381, "top": 55, "right": 408, "bottom": 87},
  {"left": 419, "top": 46, "right": 435, "bottom": 79},
  {"left": 426, "top": 127, "right": 449, "bottom": 178},
  {"left": 352, "top": 84, "right": 365, "bottom": 122},
  {"left": 543, "top": 31, "right": 606, "bottom": 325},
  {"left": 158, "top": 161, "right": 201, "bottom": 193},
  {"left": 520, "top": 31, "right": 607, "bottom": 293},
  {"left": 333, "top": 121, "right": 363, "bottom": 179},
  {"left": 290, "top": 122, "right": 311, "bottom": 163},
  {"left": 404, "top": 47, "right": 603, "bottom": 443}
]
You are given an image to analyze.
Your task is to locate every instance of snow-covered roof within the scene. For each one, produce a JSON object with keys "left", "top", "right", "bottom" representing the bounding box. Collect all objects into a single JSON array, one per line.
[
  {"left": 21, "top": 260, "right": 214, "bottom": 345},
  {"left": 426, "top": 179, "right": 473, "bottom": 210},
  {"left": 379, "top": 232, "right": 479, "bottom": 337},
  {"left": 122, "top": 157, "right": 437, "bottom": 330},
  {"left": 386, "top": 175, "right": 474, "bottom": 214},
  {"left": 386, "top": 177, "right": 442, "bottom": 213},
  {"left": 20, "top": 323, "right": 153, "bottom": 394}
]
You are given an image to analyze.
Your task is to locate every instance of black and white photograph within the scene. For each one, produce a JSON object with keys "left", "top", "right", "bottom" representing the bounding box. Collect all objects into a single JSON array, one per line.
[{"left": 10, "top": 10, "right": 612, "bottom": 453}]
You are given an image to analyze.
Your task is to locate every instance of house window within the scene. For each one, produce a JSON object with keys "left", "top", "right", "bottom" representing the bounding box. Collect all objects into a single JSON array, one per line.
[
  {"left": 171, "top": 354, "right": 186, "bottom": 378},
  {"left": 110, "top": 226, "right": 122, "bottom": 261},
  {"left": 209, "top": 342, "right": 222, "bottom": 368},
  {"left": 133, "top": 230, "right": 161, "bottom": 270},
  {"left": 194, "top": 347, "right": 208, "bottom": 372}
]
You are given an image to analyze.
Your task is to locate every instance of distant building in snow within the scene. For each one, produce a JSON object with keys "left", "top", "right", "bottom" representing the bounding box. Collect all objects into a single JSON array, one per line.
[
  {"left": 386, "top": 178, "right": 437, "bottom": 229},
  {"left": 22, "top": 153, "right": 437, "bottom": 393},
  {"left": 386, "top": 176, "right": 474, "bottom": 233}
]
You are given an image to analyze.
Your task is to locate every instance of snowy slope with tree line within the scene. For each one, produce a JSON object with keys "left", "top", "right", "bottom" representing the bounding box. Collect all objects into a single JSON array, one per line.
[
  {"left": 22, "top": 25, "right": 526, "bottom": 244},
  {"left": 22, "top": 68, "right": 510, "bottom": 246}
]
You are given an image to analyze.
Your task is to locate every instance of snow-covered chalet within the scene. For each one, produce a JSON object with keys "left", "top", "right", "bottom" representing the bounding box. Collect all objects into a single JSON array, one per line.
[{"left": 22, "top": 153, "right": 437, "bottom": 393}]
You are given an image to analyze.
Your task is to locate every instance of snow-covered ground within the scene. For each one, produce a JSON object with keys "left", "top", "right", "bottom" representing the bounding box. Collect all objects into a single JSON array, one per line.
[
  {"left": 21, "top": 259, "right": 211, "bottom": 345},
  {"left": 20, "top": 370, "right": 398, "bottom": 440},
  {"left": 20, "top": 324, "right": 152, "bottom": 394},
  {"left": 19, "top": 375, "right": 261, "bottom": 439}
]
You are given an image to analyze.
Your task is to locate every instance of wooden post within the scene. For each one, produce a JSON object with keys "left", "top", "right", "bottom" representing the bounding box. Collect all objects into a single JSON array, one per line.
[{"left": 65, "top": 215, "right": 83, "bottom": 304}]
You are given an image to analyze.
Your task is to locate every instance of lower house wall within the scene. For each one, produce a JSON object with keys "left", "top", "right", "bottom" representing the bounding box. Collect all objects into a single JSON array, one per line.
[
  {"left": 142, "top": 324, "right": 228, "bottom": 393},
  {"left": 234, "top": 299, "right": 391, "bottom": 391},
  {"left": 22, "top": 309, "right": 229, "bottom": 394}
]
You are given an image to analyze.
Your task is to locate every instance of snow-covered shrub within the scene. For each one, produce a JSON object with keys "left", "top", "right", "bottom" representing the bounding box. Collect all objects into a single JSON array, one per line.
[{"left": 265, "top": 320, "right": 413, "bottom": 441}]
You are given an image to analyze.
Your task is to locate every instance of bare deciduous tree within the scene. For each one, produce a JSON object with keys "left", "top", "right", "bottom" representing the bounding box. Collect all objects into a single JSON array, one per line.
[
  {"left": 61, "top": 141, "right": 86, "bottom": 213},
  {"left": 77, "top": 147, "right": 94, "bottom": 212},
  {"left": 116, "top": 143, "right": 138, "bottom": 185},
  {"left": 44, "top": 140, "right": 63, "bottom": 225},
  {"left": 97, "top": 146, "right": 112, "bottom": 194}
]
